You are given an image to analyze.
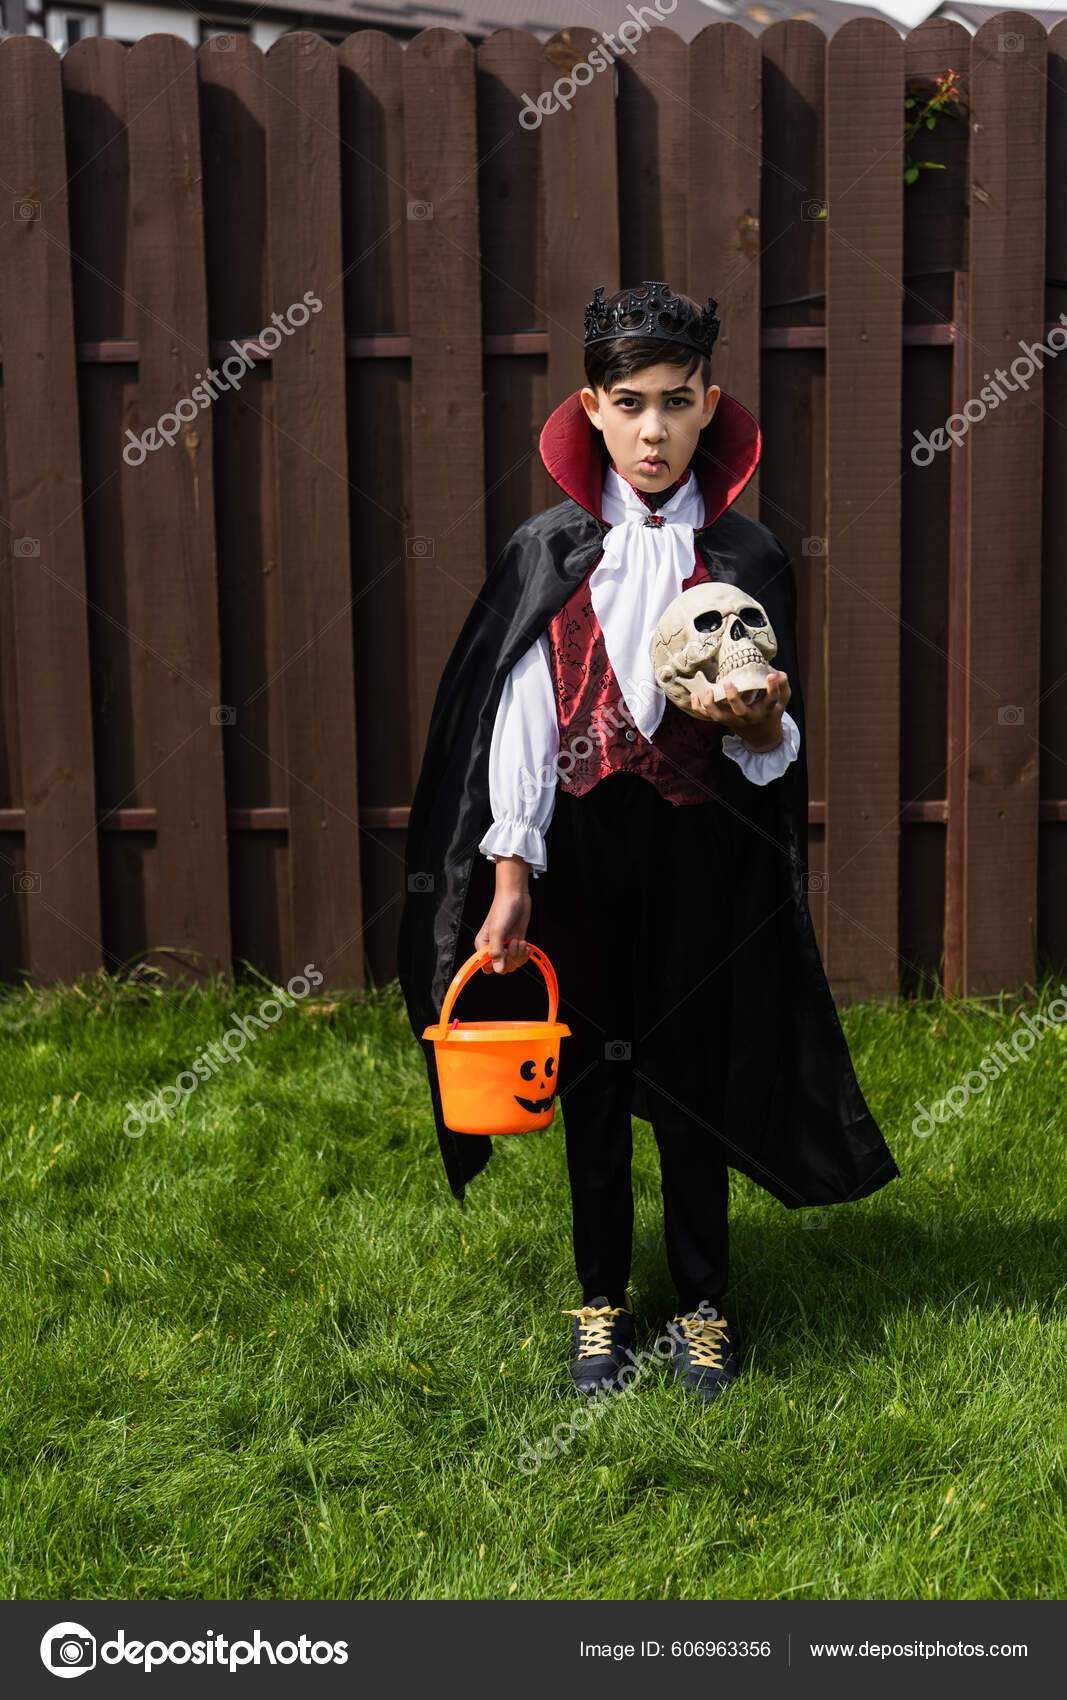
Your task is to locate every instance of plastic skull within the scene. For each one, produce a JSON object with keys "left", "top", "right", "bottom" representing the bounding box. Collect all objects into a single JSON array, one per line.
[{"left": 650, "top": 582, "right": 778, "bottom": 720}]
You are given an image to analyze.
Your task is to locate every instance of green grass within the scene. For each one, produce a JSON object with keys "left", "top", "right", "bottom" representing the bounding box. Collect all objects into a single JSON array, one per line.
[{"left": 0, "top": 965, "right": 1065, "bottom": 1600}]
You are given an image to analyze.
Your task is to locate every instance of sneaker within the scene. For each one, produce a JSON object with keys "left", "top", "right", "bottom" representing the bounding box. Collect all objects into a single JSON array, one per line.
[
  {"left": 562, "top": 1293, "right": 636, "bottom": 1395},
  {"left": 667, "top": 1299, "right": 739, "bottom": 1404}
]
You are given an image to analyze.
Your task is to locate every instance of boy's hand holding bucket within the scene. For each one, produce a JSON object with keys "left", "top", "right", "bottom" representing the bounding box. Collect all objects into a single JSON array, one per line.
[{"left": 477, "top": 853, "right": 531, "bottom": 973}]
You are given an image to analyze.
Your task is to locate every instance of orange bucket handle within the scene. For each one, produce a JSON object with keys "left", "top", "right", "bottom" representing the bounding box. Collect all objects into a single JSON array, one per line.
[{"left": 439, "top": 942, "right": 559, "bottom": 1028}]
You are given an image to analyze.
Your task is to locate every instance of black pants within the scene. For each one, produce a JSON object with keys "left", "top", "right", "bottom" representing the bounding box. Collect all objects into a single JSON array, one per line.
[{"left": 536, "top": 771, "right": 734, "bottom": 1313}]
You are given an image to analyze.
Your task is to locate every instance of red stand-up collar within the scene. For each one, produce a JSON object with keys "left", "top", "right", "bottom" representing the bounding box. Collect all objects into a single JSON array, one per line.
[{"left": 538, "top": 387, "right": 761, "bottom": 529}]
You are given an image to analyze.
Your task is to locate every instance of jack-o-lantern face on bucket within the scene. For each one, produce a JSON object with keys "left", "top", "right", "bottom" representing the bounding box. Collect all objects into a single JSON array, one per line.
[{"left": 515, "top": 1054, "right": 556, "bottom": 1114}]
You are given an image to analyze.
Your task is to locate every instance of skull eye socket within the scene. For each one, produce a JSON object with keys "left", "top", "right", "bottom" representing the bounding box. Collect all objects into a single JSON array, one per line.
[
  {"left": 738, "top": 606, "right": 766, "bottom": 626},
  {"left": 693, "top": 610, "right": 723, "bottom": 634},
  {"left": 520, "top": 1059, "right": 537, "bottom": 1081},
  {"left": 545, "top": 1057, "right": 555, "bottom": 1077}
]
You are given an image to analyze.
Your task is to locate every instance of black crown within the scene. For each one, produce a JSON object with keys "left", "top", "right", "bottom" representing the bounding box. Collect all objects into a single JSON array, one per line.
[{"left": 583, "top": 281, "right": 720, "bottom": 359}]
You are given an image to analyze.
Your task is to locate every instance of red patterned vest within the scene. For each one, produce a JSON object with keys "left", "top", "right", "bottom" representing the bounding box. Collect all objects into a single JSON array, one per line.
[{"left": 545, "top": 548, "right": 723, "bottom": 803}]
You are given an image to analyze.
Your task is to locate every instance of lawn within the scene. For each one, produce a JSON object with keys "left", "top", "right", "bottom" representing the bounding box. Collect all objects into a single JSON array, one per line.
[{"left": 0, "top": 966, "right": 1064, "bottom": 1600}]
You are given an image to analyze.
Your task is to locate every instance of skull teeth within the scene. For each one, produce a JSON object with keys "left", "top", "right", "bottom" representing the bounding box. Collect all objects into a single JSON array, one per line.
[{"left": 721, "top": 644, "right": 765, "bottom": 675}]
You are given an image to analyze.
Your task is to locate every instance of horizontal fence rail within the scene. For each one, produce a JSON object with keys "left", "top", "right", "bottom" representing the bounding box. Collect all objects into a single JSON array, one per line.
[{"left": 0, "top": 16, "right": 1064, "bottom": 1001}]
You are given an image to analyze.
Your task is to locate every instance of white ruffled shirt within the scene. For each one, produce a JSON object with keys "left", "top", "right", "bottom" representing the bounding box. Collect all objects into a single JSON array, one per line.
[{"left": 478, "top": 462, "right": 800, "bottom": 878}]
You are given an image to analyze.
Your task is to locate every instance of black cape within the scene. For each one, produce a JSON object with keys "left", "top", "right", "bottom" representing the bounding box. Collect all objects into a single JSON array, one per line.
[{"left": 396, "top": 387, "right": 900, "bottom": 1210}]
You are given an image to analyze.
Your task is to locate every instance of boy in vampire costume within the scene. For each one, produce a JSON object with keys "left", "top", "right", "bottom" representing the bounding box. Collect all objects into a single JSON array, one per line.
[{"left": 397, "top": 281, "right": 899, "bottom": 1403}]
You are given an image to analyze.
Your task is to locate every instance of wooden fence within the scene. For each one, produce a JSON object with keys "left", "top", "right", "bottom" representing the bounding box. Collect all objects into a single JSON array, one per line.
[{"left": 0, "top": 14, "right": 1064, "bottom": 1003}]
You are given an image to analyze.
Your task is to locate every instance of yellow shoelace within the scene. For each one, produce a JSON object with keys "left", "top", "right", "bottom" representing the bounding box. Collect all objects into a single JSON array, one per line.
[
  {"left": 562, "top": 1300, "right": 627, "bottom": 1359},
  {"left": 673, "top": 1312, "right": 729, "bottom": 1369}
]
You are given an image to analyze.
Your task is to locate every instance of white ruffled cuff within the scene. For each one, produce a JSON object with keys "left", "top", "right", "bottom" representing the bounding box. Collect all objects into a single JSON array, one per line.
[
  {"left": 721, "top": 710, "right": 800, "bottom": 786},
  {"left": 478, "top": 815, "right": 547, "bottom": 879}
]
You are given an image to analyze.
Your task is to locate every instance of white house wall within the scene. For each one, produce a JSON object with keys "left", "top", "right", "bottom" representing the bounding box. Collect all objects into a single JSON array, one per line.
[{"left": 99, "top": 5, "right": 291, "bottom": 47}]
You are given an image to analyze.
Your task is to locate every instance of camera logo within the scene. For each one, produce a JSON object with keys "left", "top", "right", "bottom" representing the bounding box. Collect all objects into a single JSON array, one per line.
[{"left": 41, "top": 1623, "right": 96, "bottom": 1678}]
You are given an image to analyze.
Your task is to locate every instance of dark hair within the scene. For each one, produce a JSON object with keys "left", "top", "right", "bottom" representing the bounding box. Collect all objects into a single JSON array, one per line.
[{"left": 583, "top": 286, "right": 713, "bottom": 395}]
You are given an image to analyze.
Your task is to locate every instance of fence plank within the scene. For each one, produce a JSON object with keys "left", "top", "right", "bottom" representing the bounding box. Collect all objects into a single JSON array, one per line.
[
  {"left": 1043, "top": 21, "right": 1067, "bottom": 981},
  {"left": 0, "top": 293, "right": 20, "bottom": 978},
  {"left": 0, "top": 36, "right": 102, "bottom": 981},
  {"left": 759, "top": 21, "right": 828, "bottom": 947},
  {"left": 689, "top": 23, "right": 762, "bottom": 521},
  {"left": 961, "top": 14, "right": 1046, "bottom": 995},
  {"left": 900, "top": 19, "right": 971, "bottom": 995},
  {"left": 542, "top": 28, "right": 619, "bottom": 409},
  {"left": 63, "top": 38, "right": 147, "bottom": 972},
  {"left": 476, "top": 29, "right": 553, "bottom": 560},
  {"left": 825, "top": 19, "right": 904, "bottom": 1004},
  {"left": 618, "top": 26, "right": 689, "bottom": 290},
  {"left": 402, "top": 28, "right": 488, "bottom": 791},
  {"left": 199, "top": 36, "right": 290, "bottom": 986},
  {"left": 123, "top": 36, "right": 231, "bottom": 983},
  {"left": 266, "top": 31, "right": 363, "bottom": 988},
  {"left": 339, "top": 28, "right": 411, "bottom": 984}
]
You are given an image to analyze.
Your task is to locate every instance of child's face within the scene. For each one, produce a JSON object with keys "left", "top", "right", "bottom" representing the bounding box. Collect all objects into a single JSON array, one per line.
[{"left": 580, "top": 360, "right": 720, "bottom": 493}]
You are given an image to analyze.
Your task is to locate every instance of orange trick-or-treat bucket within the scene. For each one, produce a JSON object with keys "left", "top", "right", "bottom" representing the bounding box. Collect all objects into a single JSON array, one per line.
[{"left": 422, "top": 943, "right": 571, "bottom": 1136}]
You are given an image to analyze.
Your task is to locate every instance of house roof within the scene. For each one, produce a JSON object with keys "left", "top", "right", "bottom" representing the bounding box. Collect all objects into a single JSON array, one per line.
[
  {"left": 927, "top": 1, "right": 1067, "bottom": 26},
  {"left": 231, "top": 0, "right": 906, "bottom": 40}
]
